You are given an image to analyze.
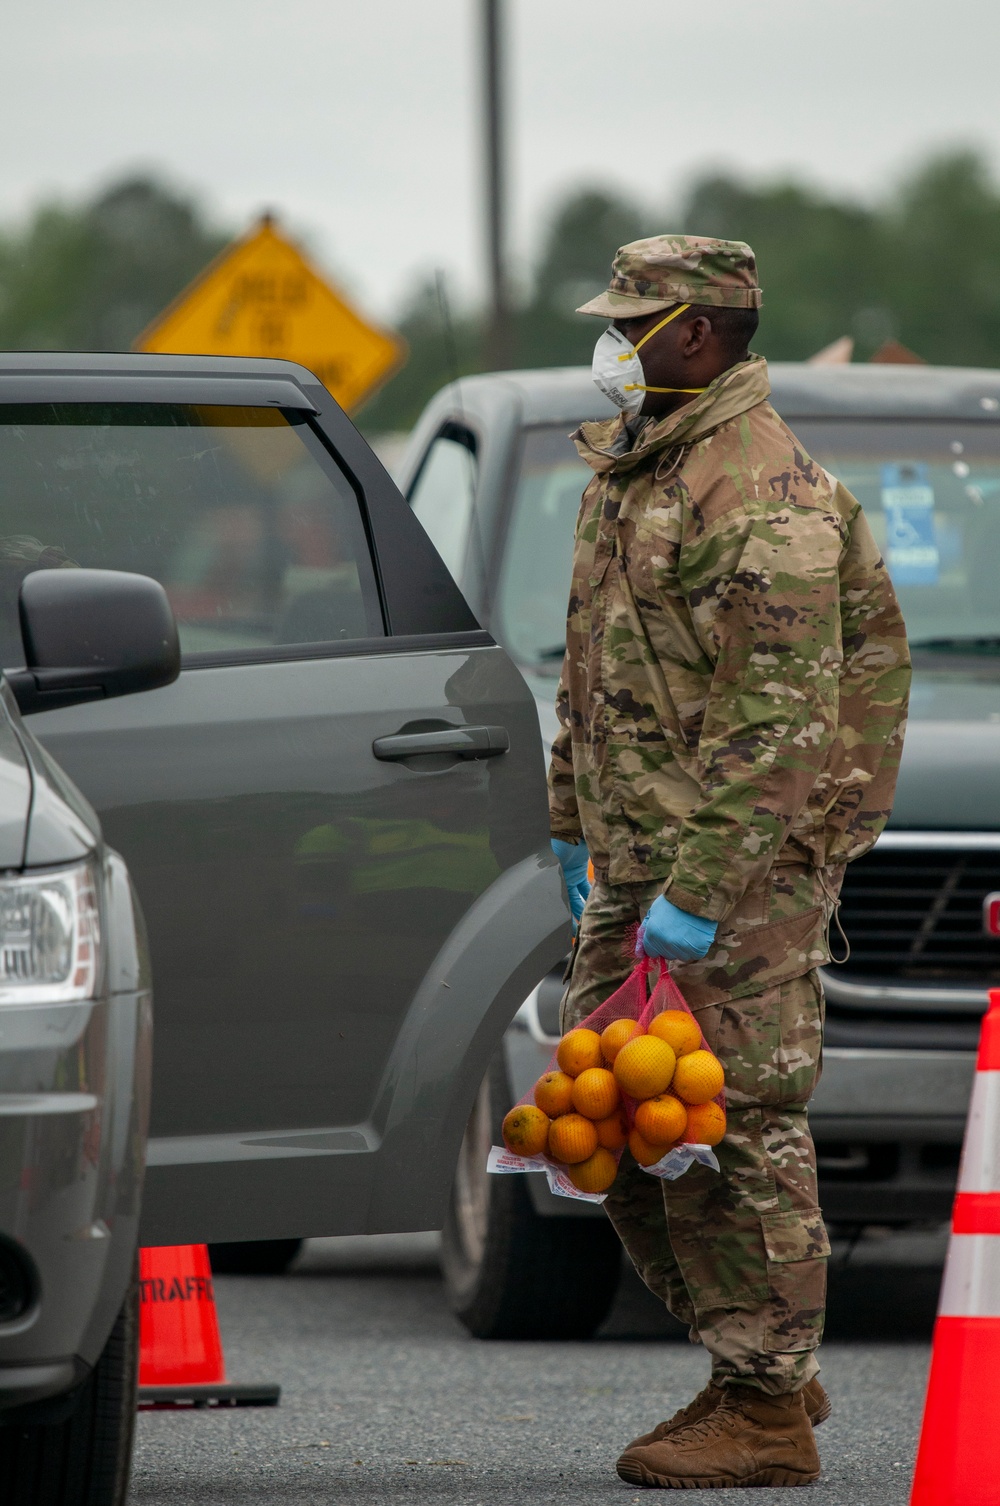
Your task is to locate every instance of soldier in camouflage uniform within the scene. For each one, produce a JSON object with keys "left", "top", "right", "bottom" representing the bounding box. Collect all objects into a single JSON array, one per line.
[{"left": 548, "top": 236, "right": 910, "bottom": 1488}]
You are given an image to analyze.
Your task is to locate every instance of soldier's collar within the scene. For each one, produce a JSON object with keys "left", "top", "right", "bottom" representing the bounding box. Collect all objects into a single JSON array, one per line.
[{"left": 573, "top": 354, "right": 771, "bottom": 474}]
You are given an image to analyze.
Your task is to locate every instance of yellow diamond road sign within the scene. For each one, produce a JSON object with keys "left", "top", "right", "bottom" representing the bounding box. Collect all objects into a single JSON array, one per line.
[{"left": 136, "top": 216, "right": 406, "bottom": 411}]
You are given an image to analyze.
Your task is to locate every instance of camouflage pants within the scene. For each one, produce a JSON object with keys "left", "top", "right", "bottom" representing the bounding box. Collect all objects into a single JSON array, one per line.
[{"left": 562, "top": 879, "right": 830, "bottom": 1396}]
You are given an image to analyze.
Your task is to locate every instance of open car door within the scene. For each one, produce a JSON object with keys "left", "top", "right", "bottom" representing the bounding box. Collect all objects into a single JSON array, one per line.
[{"left": 0, "top": 355, "right": 569, "bottom": 1243}]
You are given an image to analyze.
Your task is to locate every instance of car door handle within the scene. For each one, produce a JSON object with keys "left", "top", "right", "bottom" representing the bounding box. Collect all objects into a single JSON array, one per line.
[{"left": 372, "top": 725, "right": 510, "bottom": 761}]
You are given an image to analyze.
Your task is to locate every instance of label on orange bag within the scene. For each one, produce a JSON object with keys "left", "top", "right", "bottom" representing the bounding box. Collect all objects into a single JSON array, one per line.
[
  {"left": 486, "top": 1145, "right": 608, "bottom": 1204},
  {"left": 641, "top": 1143, "right": 721, "bottom": 1180},
  {"left": 487, "top": 1146, "right": 548, "bottom": 1175},
  {"left": 543, "top": 1164, "right": 607, "bottom": 1204}
]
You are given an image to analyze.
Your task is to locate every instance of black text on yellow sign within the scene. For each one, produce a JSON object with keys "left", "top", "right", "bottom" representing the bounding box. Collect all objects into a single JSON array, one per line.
[{"left": 136, "top": 217, "right": 406, "bottom": 412}]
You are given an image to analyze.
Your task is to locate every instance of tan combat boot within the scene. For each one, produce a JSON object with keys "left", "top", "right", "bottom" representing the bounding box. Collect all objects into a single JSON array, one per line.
[
  {"left": 617, "top": 1386, "right": 821, "bottom": 1489},
  {"left": 623, "top": 1375, "right": 830, "bottom": 1452}
]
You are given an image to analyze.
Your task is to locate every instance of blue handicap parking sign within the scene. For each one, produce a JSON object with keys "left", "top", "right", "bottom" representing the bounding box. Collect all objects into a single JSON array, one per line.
[{"left": 881, "top": 462, "right": 939, "bottom": 585}]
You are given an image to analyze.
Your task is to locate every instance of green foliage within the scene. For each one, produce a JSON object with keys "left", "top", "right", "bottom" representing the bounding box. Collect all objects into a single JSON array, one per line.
[
  {"left": 0, "top": 177, "right": 227, "bottom": 351},
  {"left": 679, "top": 174, "right": 887, "bottom": 360},
  {"left": 678, "top": 151, "right": 1000, "bottom": 366},
  {"left": 516, "top": 187, "right": 649, "bottom": 369},
  {"left": 2, "top": 151, "right": 999, "bottom": 433},
  {"left": 352, "top": 276, "right": 483, "bottom": 435},
  {"left": 359, "top": 147, "right": 1000, "bottom": 432},
  {"left": 886, "top": 150, "right": 1000, "bottom": 367},
  {"left": 360, "top": 187, "right": 647, "bottom": 433}
]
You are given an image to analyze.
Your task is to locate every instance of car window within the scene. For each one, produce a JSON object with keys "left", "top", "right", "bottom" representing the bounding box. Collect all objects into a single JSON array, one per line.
[
  {"left": 495, "top": 425, "right": 590, "bottom": 672},
  {"left": 794, "top": 421, "right": 1000, "bottom": 647},
  {"left": 0, "top": 403, "right": 383, "bottom": 664},
  {"left": 407, "top": 424, "right": 477, "bottom": 580}
]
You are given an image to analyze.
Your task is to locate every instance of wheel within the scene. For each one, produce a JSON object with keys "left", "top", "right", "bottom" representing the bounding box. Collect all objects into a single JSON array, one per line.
[
  {"left": 0, "top": 1273, "right": 137, "bottom": 1506},
  {"left": 207, "top": 1239, "right": 303, "bottom": 1275},
  {"left": 441, "top": 1053, "right": 622, "bottom": 1339}
]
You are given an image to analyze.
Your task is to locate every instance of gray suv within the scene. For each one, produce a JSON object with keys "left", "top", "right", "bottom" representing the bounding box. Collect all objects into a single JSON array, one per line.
[
  {"left": 0, "top": 566, "right": 178, "bottom": 1500},
  {"left": 399, "top": 362, "right": 1000, "bottom": 1339},
  {"left": 0, "top": 354, "right": 569, "bottom": 1502}
]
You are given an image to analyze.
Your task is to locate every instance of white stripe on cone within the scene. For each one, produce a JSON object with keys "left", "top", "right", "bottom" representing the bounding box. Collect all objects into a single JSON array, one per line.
[
  {"left": 939, "top": 1234, "right": 1000, "bottom": 1318},
  {"left": 957, "top": 1071, "right": 1000, "bottom": 1193},
  {"left": 909, "top": 1002, "right": 1000, "bottom": 1506}
]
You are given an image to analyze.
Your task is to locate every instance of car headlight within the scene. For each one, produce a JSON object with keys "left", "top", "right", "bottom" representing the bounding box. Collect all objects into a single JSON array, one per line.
[{"left": 0, "top": 862, "right": 101, "bottom": 1005}]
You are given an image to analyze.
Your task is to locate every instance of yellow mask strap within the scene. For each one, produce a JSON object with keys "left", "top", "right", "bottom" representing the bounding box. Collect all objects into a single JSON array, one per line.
[
  {"left": 616, "top": 302, "right": 708, "bottom": 395},
  {"left": 629, "top": 381, "right": 708, "bottom": 394},
  {"left": 633, "top": 303, "right": 690, "bottom": 353}
]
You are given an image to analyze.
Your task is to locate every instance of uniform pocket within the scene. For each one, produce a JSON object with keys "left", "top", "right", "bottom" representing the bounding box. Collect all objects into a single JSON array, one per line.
[
  {"left": 730, "top": 868, "right": 774, "bottom": 931},
  {"left": 760, "top": 1206, "right": 830, "bottom": 1354},
  {"left": 761, "top": 1208, "right": 830, "bottom": 1263},
  {"left": 699, "top": 974, "right": 824, "bottom": 1112}
]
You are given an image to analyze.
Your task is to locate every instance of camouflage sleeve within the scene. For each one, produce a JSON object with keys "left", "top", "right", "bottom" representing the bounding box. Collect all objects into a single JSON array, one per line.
[
  {"left": 548, "top": 661, "right": 584, "bottom": 842},
  {"left": 663, "top": 493, "right": 849, "bottom": 922},
  {"left": 819, "top": 498, "right": 910, "bottom": 863}
]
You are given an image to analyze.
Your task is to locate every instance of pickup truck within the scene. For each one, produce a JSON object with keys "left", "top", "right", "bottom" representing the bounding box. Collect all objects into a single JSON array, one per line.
[{"left": 399, "top": 361, "right": 1000, "bottom": 1339}]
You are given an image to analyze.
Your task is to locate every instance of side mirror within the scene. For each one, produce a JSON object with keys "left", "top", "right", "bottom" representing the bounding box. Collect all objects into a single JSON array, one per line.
[{"left": 6, "top": 569, "right": 181, "bottom": 715}]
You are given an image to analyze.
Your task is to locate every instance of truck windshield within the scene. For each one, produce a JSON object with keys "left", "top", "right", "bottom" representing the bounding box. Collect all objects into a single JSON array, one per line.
[{"left": 495, "top": 419, "right": 1000, "bottom": 672}]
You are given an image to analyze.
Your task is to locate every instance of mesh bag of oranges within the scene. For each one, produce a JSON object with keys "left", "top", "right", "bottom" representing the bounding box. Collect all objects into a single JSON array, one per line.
[{"left": 488, "top": 957, "right": 725, "bottom": 1203}]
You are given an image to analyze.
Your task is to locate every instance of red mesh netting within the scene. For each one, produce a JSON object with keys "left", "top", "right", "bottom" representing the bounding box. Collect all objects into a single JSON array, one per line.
[{"left": 489, "top": 958, "right": 726, "bottom": 1203}]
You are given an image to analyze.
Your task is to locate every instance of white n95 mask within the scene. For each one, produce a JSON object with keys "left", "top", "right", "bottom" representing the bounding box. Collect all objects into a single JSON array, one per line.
[{"left": 591, "top": 302, "right": 707, "bottom": 415}]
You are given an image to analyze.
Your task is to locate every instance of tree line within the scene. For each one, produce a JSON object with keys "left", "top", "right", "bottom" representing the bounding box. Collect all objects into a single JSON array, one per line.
[{"left": 1, "top": 149, "right": 998, "bottom": 434}]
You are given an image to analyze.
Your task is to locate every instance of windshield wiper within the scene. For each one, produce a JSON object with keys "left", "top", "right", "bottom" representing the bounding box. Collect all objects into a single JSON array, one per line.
[
  {"left": 535, "top": 645, "right": 567, "bottom": 661},
  {"left": 912, "top": 636, "right": 1000, "bottom": 653}
]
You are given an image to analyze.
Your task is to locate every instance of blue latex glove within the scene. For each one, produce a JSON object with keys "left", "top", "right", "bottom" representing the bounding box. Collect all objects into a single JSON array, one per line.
[
  {"left": 636, "top": 895, "right": 717, "bottom": 962},
  {"left": 551, "top": 838, "right": 591, "bottom": 925}
]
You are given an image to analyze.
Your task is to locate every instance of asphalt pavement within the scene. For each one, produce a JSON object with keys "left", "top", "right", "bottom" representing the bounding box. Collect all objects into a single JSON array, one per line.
[{"left": 130, "top": 1227, "right": 944, "bottom": 1505}]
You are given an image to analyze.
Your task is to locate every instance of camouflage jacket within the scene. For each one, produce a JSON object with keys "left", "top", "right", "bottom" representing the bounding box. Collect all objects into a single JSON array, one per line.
[{"left": 548, "top": 356, "right": 911, "bottom": 999}]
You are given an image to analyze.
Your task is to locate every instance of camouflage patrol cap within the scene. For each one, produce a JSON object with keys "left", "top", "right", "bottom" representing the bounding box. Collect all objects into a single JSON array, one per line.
[{"left": 577, "top": 234, "right": 762, "bottom": 318}]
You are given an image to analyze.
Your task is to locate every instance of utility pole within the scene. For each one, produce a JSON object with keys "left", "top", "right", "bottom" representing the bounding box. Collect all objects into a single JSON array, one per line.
[{"left": 482, "top": 0, "right": 512, "bottom": 370}]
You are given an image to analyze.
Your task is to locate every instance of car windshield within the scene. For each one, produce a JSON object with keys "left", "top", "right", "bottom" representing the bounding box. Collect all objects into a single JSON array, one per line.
[{"left": 494, "top": 418, "right": 1000, "bottom": 672}]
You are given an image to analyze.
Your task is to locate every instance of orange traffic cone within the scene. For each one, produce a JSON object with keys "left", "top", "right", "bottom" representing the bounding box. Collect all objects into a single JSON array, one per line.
[
  {"left": 910, "top": 989, "right": 1000, "bottom": 1504},
  {"left": 138, "top": 1245, "right": 280, "bottom": 1408}
]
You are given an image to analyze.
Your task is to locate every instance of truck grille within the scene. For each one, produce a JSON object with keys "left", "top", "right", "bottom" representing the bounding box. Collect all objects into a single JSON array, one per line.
[{"left": 839, "top": 846, "right": 1000, "bottom": 984}]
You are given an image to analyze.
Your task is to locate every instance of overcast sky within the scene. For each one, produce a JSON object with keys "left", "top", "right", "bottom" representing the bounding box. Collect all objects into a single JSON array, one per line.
[{"left": 2, "top": 0, "right": 997, "bottom": 320}]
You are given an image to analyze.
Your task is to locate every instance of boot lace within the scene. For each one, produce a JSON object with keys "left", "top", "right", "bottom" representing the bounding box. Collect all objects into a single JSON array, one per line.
[
  {"left": 660, "top": 1381, "right": 722, "bottom": 1433},
  {"left": 666, "top": 1388, "right": 750, "bottom": 1447}
]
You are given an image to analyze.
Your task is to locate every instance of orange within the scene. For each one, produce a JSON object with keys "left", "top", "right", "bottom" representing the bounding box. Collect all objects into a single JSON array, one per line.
[
  {"left": 556, "top": 1028, "right": 603, "bottom": 1078},
  {"left": 613, "top": 1034, "right": 676, "bottom": 1101},
  {"left": 684, "top": 1101, "right": 727, "bottom": 1146},
  {"left": 600, "top": 1017, "right": 642, "bottom": 1064},
  {"left": 568, "top": 1146, "right": 618, "bottom": 1194},
  {"left": 548, "top": 1113, "right": 599, "bottom": 1165},
  {"left": 673, "top": 1049, "right": 725, "bottom": 1105},
  {"left": 634, "top": 1093, "right": 688, "bottom": 1146},
  {"left": 647, "top": 1009, "right": 702, "bottom": 1057},
  {"left": 534, "top": 1070, "right": 575, "bottom": 1117},
  {"left": 502, "top": 1104, "right": 550, "bottom": 1158},
  {"left": 628, "top": 1126, "right": 671, "bottom": 1167},
  {"left": 571, "top": 1067, "right": 620, "bottom": 1121},
  {"left": 595, "top": 1105, "right": 629, "bottom": 1151}
]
